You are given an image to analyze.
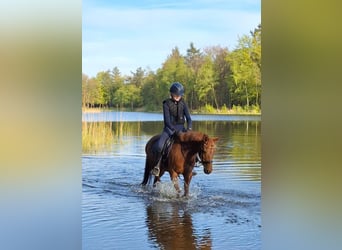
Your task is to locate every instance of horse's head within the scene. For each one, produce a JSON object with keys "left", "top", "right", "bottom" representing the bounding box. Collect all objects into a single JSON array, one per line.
[{"left": 199, "top": 135, "right": 219, "bottom": 174}]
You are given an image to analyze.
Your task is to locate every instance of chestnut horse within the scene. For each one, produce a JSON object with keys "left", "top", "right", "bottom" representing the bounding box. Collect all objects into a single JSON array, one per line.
[{"left": 141, "top": 131, "right": 219, "bottom": 197}]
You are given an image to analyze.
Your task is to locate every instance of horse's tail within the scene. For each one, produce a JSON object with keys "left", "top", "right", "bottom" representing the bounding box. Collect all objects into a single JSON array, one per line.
[
  {"left": 142, "top": 135, "right": 159, "bottom": 185},
  {"left": 141, "top": 157, "right": 152, "bottom": 185}
]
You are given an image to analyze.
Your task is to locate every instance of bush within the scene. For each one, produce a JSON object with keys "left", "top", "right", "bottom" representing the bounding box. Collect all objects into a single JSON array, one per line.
[
  {"left": 202, "top": 104, "right": 216, "bottom": 114},
  {"left": 232, "top": 105, "right": 244, "bottom": 113},
  {"left": 221, "top": 104, "right": 228, "bottom": 113},
  {"left": 248, "top": 105, "right": 261, "bottom": 114}
]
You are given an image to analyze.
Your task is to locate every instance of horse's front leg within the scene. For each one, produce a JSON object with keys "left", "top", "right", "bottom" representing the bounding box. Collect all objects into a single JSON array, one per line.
[
  {"left": 170, "top": 171, "right": 181, "bottom": 196},
  {"left": 183, "top": 172, "right": 193, "bottom": 197}
]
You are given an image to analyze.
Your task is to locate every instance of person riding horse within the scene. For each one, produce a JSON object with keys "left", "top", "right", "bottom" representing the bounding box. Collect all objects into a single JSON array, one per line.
[
  {"left": 152, "top": 82, "right": 192, "bottom": 176},
  {"left": 143, "top": 130, "right": 219, "bottom": 196}
]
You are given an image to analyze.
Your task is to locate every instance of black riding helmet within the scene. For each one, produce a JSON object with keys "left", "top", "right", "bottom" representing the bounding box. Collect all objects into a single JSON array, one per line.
[{"left": 169, "top": 82, "right": 184, "bottom": 96}]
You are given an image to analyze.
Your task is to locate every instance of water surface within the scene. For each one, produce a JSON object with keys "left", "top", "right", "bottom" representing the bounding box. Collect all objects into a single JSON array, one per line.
[{"left": 82, "top": 111, "right": 261, "bottom": 249}]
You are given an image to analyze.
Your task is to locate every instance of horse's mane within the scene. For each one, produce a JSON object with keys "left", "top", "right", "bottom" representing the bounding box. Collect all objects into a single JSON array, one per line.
[{"left": 176, "top": 130, "right": 208, "bottom": 143}]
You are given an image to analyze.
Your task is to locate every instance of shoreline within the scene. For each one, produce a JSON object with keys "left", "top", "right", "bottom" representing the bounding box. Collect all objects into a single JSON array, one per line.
[{"left": 82, "top": 107, "right": 261, "bottom": 116}]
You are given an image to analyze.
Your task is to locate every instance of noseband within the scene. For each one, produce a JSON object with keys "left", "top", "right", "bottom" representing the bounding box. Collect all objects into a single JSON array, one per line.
[{"left": 197, "top": 146, "right": 213, "bottom": 165}]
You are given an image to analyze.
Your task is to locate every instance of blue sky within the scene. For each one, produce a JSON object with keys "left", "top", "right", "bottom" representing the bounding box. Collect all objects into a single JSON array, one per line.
[{"left": 82, "top": 0, "right": 260, "bottom": 77}]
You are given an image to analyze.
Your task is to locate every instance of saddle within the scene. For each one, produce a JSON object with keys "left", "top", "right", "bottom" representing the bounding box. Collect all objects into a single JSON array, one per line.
[
  {"left": 160, "top": 136, "right": 174, "bottom": 161},
  {"left": 151, "top": 135, "right": 175, "bottom": 176}
]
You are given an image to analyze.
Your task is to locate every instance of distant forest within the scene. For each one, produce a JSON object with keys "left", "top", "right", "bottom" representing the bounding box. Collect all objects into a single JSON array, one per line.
[{"left": 82, "top": 24, "right": 261, "bottom": 113}]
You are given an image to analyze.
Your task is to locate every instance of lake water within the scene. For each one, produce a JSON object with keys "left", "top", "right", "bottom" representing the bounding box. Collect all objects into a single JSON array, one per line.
[{"left": 82, "top": 111, "right": 261, "bottom": 249}]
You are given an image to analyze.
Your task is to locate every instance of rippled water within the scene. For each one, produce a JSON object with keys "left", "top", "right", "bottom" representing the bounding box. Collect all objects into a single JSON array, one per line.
[{"left": 82, "top": 112, "right": 261, "bottom": 250}]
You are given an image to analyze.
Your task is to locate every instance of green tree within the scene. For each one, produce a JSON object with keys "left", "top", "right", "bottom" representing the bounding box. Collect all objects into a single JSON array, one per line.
[
  {"left": 85, "top": 76, "right": 103, "bottom": 107},
  {"left": 227, "top": 32, "right": 261, "bottom": 108},
  {"left": 113, "top": 84, "right": 142, "bottom": 110},
  {"left": 185, "top": 42, "right": 204, "bottom": 110},
  {"left": 196, "top": 55, "right": 217, "bottom": 109},
  {"left": 111, "top": 67, "right": 124, "bottom": 90},
  {"left": 141, "top": 70, "right": 158, "bottom": 110},
  {"left": 157, "top": 47, "right": 189, "bottom": 106},
  {"left": 82, "top": 73, "right": 90, "bottom": 108},
  {"left": 250, "top": 24, "right": 261, "bottom": 106},
  {"left": 250, "top": 24, "right": 261, "bottom": 70},
  {"left": 129, "top": 67, "right": 145, "bottom": 88},
  {"left": 96, "top": 70, "right": 113, "bottom": 107},
  {"left": 204, "top": 46, "right": 232, "bottom": 108}
]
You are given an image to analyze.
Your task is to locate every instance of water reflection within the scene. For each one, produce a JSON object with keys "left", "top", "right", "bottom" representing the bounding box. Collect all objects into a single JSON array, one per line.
[
  {"left": 82, "top": 122, "right": 114, "bottom": 153},
  {"left": 146, "top": 201, "right": 212, "bottom": 250},
  {"left": 82, "top": 120, "right": 261, "bottom": 180},
  {"left": 82, "top": 121, "right": 260, "bottom": 153}
]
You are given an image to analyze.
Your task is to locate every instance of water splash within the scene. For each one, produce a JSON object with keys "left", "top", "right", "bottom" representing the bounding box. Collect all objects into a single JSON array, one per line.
[{"left": 137, "top": 182, "right": 201, "bottom": 202}]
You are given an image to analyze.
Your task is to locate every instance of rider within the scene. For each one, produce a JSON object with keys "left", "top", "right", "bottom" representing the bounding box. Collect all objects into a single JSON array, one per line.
[{"left": 152, "top": 82, "right": 192, "bottom": 175}]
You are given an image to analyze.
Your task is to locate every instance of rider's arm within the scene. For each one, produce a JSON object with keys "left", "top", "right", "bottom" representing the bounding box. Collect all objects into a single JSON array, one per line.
[{"left": 183, "top": 102, "right": 192, "bottom": 130}]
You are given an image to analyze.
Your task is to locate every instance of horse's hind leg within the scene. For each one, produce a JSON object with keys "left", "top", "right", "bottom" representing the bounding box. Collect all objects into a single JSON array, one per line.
[
  {"left": 153, "top": 176, "right": 160, "bottom": 187},
  {"left": 153, "top": 169, "right": 164, "bottom": 187}
]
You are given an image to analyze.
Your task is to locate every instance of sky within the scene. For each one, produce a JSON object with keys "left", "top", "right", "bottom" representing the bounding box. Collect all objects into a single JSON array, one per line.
[{"left": 82, "top": 0, "right": 261, "bottom": 77}]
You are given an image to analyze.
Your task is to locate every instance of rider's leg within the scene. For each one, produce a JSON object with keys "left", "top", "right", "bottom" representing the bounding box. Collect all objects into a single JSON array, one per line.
[{"left": 152, "top": 131, "right": 169, "bottom": 176}]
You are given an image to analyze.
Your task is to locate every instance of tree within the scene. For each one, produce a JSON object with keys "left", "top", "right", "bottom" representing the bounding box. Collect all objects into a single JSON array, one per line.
[
  {"left": 185, "top": 42, "right": 204, "bottom": 110},
  {"left": 112, "top": 67, "right": 124, "bottom": 90},
  {"left": 196, "top": 56, "right": 218, "bottom": 109},
  {"left": 250, "top": 24, "right": 261, "bottom": 106},
  {"left": 250, "top": 24, "right": 261, "bottom": 70},
  {"left": 113, "top": 84, "right": 142, "bottom": 110},
  {"left": 141, "top": 70, "right": 158, "bottom": 110},
  {"left": 227, "top": 29, "right": 261, "bottom": 108},
  {"left": 85, "top": 76, "right": 102, "bottom": 108},
  {"left": 204, "top": 46, "right": 231, "bottom": 108},
  {"left": 157, "top": 47, "right": 189, "bottom": 107},
  {"left": 130, "top": 67, "right": 145, "bottom": 88},
  {"left": 96, "top": 70, "right": 113, "bottom": 107},
  {"left": 82, "top": 73, "right": 90, "bottom": 108}
]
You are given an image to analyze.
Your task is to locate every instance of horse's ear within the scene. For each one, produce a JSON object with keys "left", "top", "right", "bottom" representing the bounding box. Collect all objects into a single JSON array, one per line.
[{"left": 203, "top": 134, "right": 209, "bottom": 142}]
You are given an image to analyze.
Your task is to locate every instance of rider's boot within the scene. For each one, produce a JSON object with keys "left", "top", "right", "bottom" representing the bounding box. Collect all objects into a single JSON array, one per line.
[
  {"left": 151, "top": 148, "right": 162, "bottom": 176},
  {"left": 151, "top": 155, "right": 161, "bottom": 176}
]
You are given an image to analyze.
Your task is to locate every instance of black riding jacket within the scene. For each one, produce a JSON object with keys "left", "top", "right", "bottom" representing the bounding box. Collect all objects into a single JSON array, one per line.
[{"left": 162, "top": 98, "right": 192, "bottom": 135}]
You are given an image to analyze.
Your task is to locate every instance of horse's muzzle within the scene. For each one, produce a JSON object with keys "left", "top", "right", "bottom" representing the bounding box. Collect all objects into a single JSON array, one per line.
[{"left": 204, "top": 168, "right": 212, "bottom": 174}]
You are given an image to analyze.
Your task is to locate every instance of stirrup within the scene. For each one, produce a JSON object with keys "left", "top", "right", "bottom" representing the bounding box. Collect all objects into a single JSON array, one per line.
[
  {"left": 151, "top": 157, "right": 161, "bottom": 176},
  {"left": 195, "top": 153, "right": 201, "bottom": 167},
  {"left": 151, "top": 166, "right": 160, "bottom": 176}
]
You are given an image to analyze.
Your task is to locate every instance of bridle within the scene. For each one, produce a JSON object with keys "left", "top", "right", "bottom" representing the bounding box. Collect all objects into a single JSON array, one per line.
[
  {"left": 196, "top": 144, "right": 213, "bottom": 165},
  {"left": 179, "top": 136, "right": 215, "bottom": 166}
]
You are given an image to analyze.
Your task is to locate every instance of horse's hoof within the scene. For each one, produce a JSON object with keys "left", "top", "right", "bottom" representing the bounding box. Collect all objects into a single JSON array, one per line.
[{"left": 192, "top": 171, "right": 197, "bottom": 176}]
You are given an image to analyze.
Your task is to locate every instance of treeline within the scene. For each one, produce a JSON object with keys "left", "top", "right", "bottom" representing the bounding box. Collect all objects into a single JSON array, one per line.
[{"left": 82, "top": 24, "right": 261, "bottom": 113}]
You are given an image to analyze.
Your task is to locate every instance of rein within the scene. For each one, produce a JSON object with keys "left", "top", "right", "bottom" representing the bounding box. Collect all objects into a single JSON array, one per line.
[{"left": 196, "top": 145, "right": 214, "bottom": 166}]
